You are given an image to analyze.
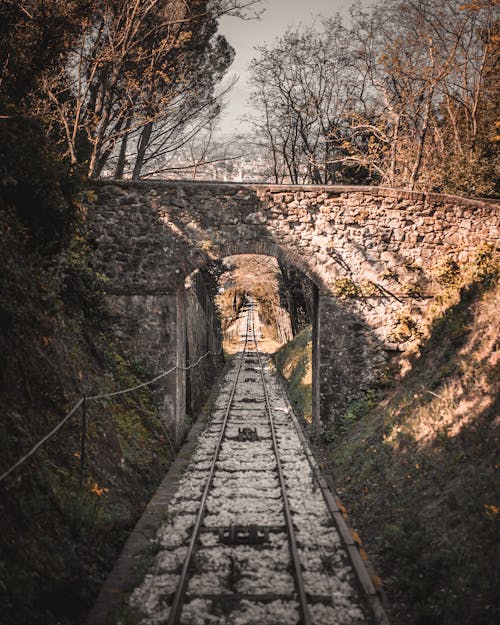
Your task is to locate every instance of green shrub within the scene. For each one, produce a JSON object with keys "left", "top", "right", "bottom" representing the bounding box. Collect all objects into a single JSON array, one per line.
[{"left": 331, "top": 277, "right": 362, "bottom": 299}]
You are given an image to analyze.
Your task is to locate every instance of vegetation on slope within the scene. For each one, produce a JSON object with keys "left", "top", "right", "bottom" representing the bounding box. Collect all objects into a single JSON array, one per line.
[
  {"left": 324, "top": 246, "right": 499, "bottom": 625},
  {"left": 273, "top": 326, "right": 313, "bottom": 424},
  {"left": 0, "top": 208, "right": 172, "bottom": 625}
]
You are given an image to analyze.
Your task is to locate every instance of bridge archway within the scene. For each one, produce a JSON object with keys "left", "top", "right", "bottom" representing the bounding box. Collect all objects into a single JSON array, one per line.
[
  {"left": 180, "top": 246, "right": 324, "bottom": 438},
  {"left": 87, "top": 180, "right": 498, "bottom": 445},
  {"left": 190, "top": 240, "right": 327, "bottom": 291}
]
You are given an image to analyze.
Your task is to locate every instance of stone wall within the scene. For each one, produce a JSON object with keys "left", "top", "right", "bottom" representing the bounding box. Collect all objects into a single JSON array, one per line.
[
  {"left": 87, "top": 181, "right": 499, "bottom": 429},
  {"left": 104, "top": 275, "right": 223, "bottom": 446},
  {"left": 104, "top": 292, "right": 177, "bottom": 433},
  {"left": 89, "top": 182, "right": 498, "bottom": 293},
  {"left": 185, "top": 270, "right": 224, "bottom": 418}
]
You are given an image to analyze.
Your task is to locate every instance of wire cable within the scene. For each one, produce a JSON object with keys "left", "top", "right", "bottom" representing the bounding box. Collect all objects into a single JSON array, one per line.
[
  {"left": 0, "top": 399, "right": 84, "bottom": 483},
  {"left": 0, "top": 344, "right": 224, "bottom": 483}
]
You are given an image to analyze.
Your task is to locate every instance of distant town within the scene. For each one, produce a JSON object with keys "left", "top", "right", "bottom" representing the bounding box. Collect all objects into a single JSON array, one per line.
[{"left": 148, "top": 135, "right": 273, "bottom": 183}]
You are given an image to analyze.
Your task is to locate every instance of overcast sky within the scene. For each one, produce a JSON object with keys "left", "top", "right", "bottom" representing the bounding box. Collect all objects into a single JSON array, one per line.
[{"left": 217, "top": 0, "right": 358, "bottom": 136}]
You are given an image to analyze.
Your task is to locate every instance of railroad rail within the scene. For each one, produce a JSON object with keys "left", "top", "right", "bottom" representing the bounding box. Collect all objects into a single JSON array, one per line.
[{"left": 129, "top": 300, "right": 388, "bottom": 625}]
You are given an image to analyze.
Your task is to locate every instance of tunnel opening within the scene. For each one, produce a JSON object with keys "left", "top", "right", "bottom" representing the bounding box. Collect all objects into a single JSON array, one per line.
[
  {"left": 215, "top": 255, "right": 311, "bottom": 352},
  {"left": 182, "top": 253, "right": 319, "bottom": 433}
]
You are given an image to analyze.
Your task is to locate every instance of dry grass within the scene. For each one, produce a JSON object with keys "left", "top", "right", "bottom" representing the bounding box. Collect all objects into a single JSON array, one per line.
[
  {"left": 323, "top": 247, "right": 500, "bottom": 625},
  {"left": 385, "top": 285, "right": 499, "bottom": 448},
  {"left": 273, "top": 326, "right": 313, "bottom": 423}
]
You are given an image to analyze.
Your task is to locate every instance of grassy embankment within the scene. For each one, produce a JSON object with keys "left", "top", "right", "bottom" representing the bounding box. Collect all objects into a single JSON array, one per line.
[
  {"left": 0, "top": 208, "right": 173, "bottom": 625},
  {"left": 273, "top": 325, "right": 313, "bottom": 423},
  {"left": 274, "top": 245, "right": 499, "bottom": 625}
]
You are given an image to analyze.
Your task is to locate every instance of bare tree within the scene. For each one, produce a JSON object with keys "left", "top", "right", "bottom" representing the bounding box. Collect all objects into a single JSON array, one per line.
[
  {"left": 38, "top": 0, "right": 261, "bottom": 177},
  {"left": 248, "top": 16, "right": 364, "bottom": 184},
  {"left": 125, "top": 40, "right": 237, "bottom": 179},
  {"left": 247, "top": 0, "right": 498, "bottom": 194},
  {"left": 348, "top": 0, "right": 498, "bottom": 191}
]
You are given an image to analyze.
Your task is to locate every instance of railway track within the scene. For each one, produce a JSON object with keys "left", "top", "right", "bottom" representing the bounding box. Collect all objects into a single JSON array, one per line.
[{"left": 130, "top": 300, "right": 384, "bottom": 625}]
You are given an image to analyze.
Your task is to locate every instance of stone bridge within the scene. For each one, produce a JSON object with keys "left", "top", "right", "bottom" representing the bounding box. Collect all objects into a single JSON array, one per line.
[{"left": 87, "top": 180, "right": 499, "bottom": 442}]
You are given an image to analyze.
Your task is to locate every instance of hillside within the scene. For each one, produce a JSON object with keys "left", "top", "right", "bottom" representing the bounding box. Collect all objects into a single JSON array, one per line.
[
  {"left": 276, "top": 246, "right": 499, "bottom": 625},
  {"left": 0, "top": 208, "right": 171, "bottom": 625}
]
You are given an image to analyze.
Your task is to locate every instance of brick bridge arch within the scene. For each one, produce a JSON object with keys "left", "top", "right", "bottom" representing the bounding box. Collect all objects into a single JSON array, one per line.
[{"left": 87, "top": 180, "right": 499, "bottom": 443}]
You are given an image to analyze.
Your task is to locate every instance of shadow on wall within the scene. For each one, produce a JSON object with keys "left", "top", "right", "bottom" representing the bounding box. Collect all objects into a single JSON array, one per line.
[
  {"left": 328, "top": 275, "right": 500, "bottom": 625},
  {"left": 88, "top": 181, "right": 498, "bottom": 433}
]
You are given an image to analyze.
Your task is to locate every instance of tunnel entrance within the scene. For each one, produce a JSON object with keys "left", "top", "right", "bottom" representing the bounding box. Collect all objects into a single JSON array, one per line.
[{"left": 181, "top": 253, "right": 321, "bottom": 435}]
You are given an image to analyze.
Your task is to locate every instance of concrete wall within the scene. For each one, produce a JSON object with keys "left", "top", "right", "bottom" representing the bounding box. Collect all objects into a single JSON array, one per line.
[
  {"left": 87, "top": 181, "right": 499, "bottom": 431},
  {"left": 104, "top": 275, "right": 223, "bottom": 447},
  {"left": 184, "top": 270, "right": 223, "bottom": 419}
]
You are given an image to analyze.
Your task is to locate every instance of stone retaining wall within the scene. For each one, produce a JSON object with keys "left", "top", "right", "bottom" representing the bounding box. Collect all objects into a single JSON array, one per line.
[{"left": 185, "top": 270, "right": 223, "bottom": 418}]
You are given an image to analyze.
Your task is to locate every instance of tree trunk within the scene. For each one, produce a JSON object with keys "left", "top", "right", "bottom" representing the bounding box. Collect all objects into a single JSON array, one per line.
[
  {"left": 132, "top": 121, "right": 154, "bottom": 180},
  {"left": 409, "top": 86, "right": 434, "bottom": 190},
  {"left": 92, "top": 113, "right": 127, "bottom": 178},
  {"left": 388, "top": 111, "right": 400, "bottom": 186},
  {"left": 115, "top": 115, "right": 132, "bottom": 178}
]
